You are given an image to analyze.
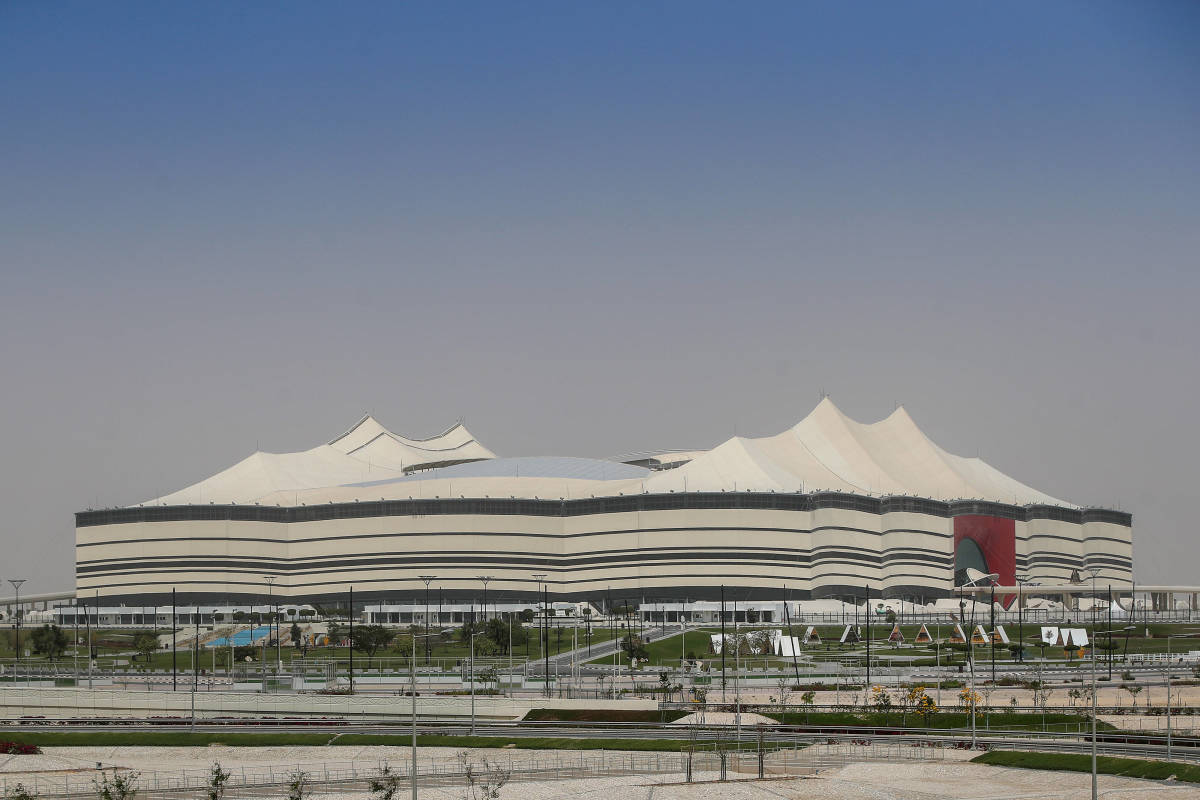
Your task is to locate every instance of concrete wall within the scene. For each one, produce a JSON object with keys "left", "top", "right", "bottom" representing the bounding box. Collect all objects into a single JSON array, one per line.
[{"left": 0, "top": 687, "right": 658, "bottom": 720}]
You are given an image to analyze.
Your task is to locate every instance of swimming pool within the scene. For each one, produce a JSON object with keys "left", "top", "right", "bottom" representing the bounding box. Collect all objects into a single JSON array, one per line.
[{"left": 207, "top": 625, "right": 273, "bottom": 648}]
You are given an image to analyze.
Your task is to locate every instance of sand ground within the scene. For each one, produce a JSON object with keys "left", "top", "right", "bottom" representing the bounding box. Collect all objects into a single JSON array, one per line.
[{"left": 2, "top": 746, "right": 1199, "bottom": 799}]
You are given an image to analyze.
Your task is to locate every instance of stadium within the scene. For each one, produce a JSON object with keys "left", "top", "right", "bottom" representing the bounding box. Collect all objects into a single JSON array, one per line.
[{"left": 74, "top": 399, "right": 1133, "bottom": 606}]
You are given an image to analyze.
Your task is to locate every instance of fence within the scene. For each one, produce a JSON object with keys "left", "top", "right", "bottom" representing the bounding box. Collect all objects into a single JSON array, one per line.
[{"left": 0, "top": 736, "right": 945, "bottom": 799}]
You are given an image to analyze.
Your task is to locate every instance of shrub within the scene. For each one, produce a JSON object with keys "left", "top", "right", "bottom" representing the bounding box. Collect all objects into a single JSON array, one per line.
[{"left": 0, "top": 742, "right": 41, "bottom": 755}]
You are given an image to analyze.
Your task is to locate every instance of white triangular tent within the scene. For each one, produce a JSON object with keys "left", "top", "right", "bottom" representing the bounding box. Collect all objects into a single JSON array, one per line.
[
  {"left": 888, "top": 624, "right": 904, "bottom": 643},
  {"left": 839, "top": 625, "right": 860, "bottom": 644},
  {"left": 803, "top": 625, "right": 820, "bottom": 644},
  {"left": 775, "top": 635, "right": 801, "bottom": 657},
  {"left": 971, "top": 625, "right": 989, "bottom": 645},
  {"left": 1062, "top": 628, "right": 1089, "bottom": 647},
  {"left": 915, "top": 624, "right": 932, "bottom": 644},
  {"left": 949, "top": 623, "right": 967, "bottom": 644},
  {"left": 992, "top": 625, "right": 1010, "bottom": 645},
  {"left": 1040, "top": 626, "right": 1059, "bottom": 646}
]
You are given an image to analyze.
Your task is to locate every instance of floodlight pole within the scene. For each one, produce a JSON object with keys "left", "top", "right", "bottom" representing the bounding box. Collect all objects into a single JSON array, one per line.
[
  {"left": 419, "top": 576, "right": 435, "bottom": 665},
  {"left": 8, "top": 580, "right": 24, "bottom": 687},
  {"left": 1086, "top": 567, "right": 1100, "bottom": 800},
  {"left": 264, "top": 576, "right": 279, "bottom": 673},
  {"left": 532, "top": 574, "right": 547, "bottom": 695},
  {"left": 1016, "top": 575, "right": 1026, "bottom": 664}
]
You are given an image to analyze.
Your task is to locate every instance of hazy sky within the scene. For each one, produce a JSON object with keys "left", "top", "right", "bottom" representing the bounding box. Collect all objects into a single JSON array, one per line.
[{"left": 2, "top": 2, "right": 1198, "bottom": 591}]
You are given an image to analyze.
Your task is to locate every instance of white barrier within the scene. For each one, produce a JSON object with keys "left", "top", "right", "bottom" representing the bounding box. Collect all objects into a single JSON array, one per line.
[{"left": 0, "top": 687, "right": 657, "bottom": 720}]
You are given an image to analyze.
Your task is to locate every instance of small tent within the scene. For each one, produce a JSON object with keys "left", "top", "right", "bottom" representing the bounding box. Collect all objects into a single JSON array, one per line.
[
  {"left": 1040, "top": 626, "right": 1059, "bottom": 646},
  {"left": 840, "top": 625, "right": 860, "bottom": 644},
  {"left": 888, "top": 624, "right": 905, "bottom": 644},
  {"left": 803, "top": 625, "right": 821, "bottom": 644},
  {"left": 949, "top": 623, "right": 967, "bottom": 644},
  {"left": 971, "top": 625, "right": 989, "bottom": 645},
  {"left": 914, "top": 624, "right": 932, "bottom": 644},
  {"left": 992, "top": 625, "right": 1010, "bottom": 645}
]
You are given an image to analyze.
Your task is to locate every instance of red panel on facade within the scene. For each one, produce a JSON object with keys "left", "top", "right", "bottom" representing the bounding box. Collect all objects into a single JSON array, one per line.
[{"left": 954, "top": 515, "right": 1016, "bottom": 605}]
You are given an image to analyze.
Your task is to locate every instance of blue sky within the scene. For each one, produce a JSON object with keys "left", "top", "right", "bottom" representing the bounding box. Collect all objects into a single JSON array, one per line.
[{"left": 1, "top": 2, "right": 1198, "bottom": 588}]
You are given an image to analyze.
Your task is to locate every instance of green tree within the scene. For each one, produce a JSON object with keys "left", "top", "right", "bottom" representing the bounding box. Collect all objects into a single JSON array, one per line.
[
  {"left": 92, "top": 771, "right": 139, "bottom": 800},
  {"left": 620, "top": 634, "right": 649, "bottom": 664},
  {"left": 4, "top": 782, "right": 38, "bottom": 800},
  {"left": 368, "top": 763, "right": 401, "bottom": 800},
  {"left": 30, "top": 625, "right": 68, "bottom": 660},
  {"left": 204, "top": 762, "right": 230, "bottom": 800},
  {"left": 285, "top": 769, "right": 309, "bottom": 800},
  {"left": 290, "top": 623, "right": 303, "bottom": 650},
  {"left": 132, "top": 632, "right": 158, "bottom": 663},
  {"left": 350, "top": 625, "right": 393, "bottom": 667}
]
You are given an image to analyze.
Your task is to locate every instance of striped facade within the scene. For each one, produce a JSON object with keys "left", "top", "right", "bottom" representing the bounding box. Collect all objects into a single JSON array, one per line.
[{"left": 75, "top": 493, "right": 1132, "bottom": 605}]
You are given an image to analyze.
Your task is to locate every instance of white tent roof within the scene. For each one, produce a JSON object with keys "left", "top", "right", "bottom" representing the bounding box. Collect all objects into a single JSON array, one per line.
[{"left": 137, "top": 400, "right": 1073, "bottom": 508}]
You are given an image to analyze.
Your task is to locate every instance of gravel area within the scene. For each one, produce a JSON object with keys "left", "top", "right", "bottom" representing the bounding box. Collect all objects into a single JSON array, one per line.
[{"left": 2, "top": 747, "right": 1198, "bottom": 799}]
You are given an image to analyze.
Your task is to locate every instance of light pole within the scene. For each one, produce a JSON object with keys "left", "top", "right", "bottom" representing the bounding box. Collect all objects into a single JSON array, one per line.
[
  {"left": 532, "top": 574, "right": 547, "bottom": 696},
  {"left": 264, "top": 576, "right": 280, "bottom": 672},
  {"left": 960, "top": 572, "right": 999, "bottom": 751},
  {"left": 1084, "top": 566, "right": 1101, "bottom": 800},
  {"left": 1016, "top": 574, "right": 1029, "bottom": 664},
  {"left": 466, "top": 629, "right": 488, "bottom": 735},
  {"left": 477, "top": 576, "right": 493, "bottom": 625},
  {"left": 1165, "top": 632, "right": 1200, "bottom": 763},
  {"left": 419, "top": 576, "right": 435, "bottom": 665},
  {"left": 8, "top": 580, "right": 25, "bottom": 686},
  {"left": 409, "top": 632, "right": 436, "bottom": 800}
]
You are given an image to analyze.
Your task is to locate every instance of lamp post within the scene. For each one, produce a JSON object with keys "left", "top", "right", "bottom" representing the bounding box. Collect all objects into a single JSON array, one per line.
[
  {"left": 264, "top": 576, "right": 280, "bottom": 673},
  {"left": 419, "top": 576, "right": 435, "bottom": 665},
  {"left": 1083, "top": 566, "right": 1101, "bottom": 800},
  {"left": 477, "top": 576, "right": 493, "bottom": 625},
  {"left": 1165, "top": 632, "right": 1200, "bottom": 763},
  {"left": 532, "top": 574, "right": 547, "bottom": 695},
  {"left": 8, "top": 580, "right": 25, "bottom": 686},
  {"left": 408, "top": 632, "right": 436, "bottom": 800},
  {"left": 960, "top": 572, "right": 999, "bottom": 751},
  {"left": 466, "top": 630, "right": 489, "bottom": 735},
  {"left": 1016, "top": 574, "right": 1029, "bottom": 663}
]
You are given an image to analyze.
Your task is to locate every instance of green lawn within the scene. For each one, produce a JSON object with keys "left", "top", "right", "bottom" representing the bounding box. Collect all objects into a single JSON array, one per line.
[
  {"left": 768, "top": 710, "right": 1109, "bottom": 733},
  {"left": 972, "top": 750, "right": 1200, "bottom": 784}
]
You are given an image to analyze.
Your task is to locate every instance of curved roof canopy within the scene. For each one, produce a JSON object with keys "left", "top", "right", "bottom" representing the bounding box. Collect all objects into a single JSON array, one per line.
[{"left": 139, "top": 400, "right": 1071, "bottom": 508}]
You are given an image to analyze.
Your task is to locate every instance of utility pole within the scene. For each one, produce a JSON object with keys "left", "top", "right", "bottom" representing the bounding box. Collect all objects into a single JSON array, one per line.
[
  {"left": 420, "top": 576, "right": 435, "bottom": 665},
  {"left": 865, "top": 584, "right": 871, "bottom": 688},
  {"left": 8, "top": 580, "right": 24, "bottom": 686},
  {"left": 264, "top": 576, "right": 279, "bottom": 672},
  {"left": 172, "top": 588, "right": 177, "bottom": 691},
  {"left": 348, "top": 585, "right": 354, "bottom": 693},
  {"left": 532, "top": 574, "right": 546, "bottom": 695},
  {"left": 720, "top": 585, "right": 727, "bottom": 703}
]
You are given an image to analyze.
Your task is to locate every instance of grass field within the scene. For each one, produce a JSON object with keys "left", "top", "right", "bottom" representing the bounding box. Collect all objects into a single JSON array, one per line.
[
  {"left": 972, "top": 750, "right": 1200, "bottom": 783},
  {"left": 769, "top": 710, "right": 1110, "bottom": 732},
  {"left": 1, "top": 626, "right": 624, "bottom": 673},
  {"left": 0, "top": 730, "right": 692, "bottom": 751},
  {"left": 586, "top": 622, "right": 1200, "bottom": 669}
]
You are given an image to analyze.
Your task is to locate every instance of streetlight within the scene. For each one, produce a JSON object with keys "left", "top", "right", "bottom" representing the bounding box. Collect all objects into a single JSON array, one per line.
[
  {"left": 477, "top": 576, "right": 493, "bottom": 625},
  {"left": 1083, "top": 566, "right": 1102, "bottom": 800},
  {"left": 1016, "top": 574, "right": 1029, "bottom": 663},
  {"left": 960, "top": 571, "right": 999, "bottom": 751},
  {"left": 264, "top": 576, "right": 280, "bottom": 672},
  {"left": 419, "top": 576, "right": 435, "bottom": 665},
  {"left": 8, "top": 580, "right": 25, "bottom": 686},
  {"left": 466, "top": 629, "right": 490, "bottom": 735},
  {"left": 1165, "top": 632, "right": 1200, "bottom": 763},
  {"left": 408, "top": 631, "right": 437, "bottom": 800},
  {"left": 532, "top": 574, "right": 547, "bottom": 696}
]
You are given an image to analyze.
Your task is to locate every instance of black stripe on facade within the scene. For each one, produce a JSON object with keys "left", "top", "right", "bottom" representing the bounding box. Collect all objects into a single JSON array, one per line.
[{"left": 76, "top": 493, "right": 1131, "bottom": 528}]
